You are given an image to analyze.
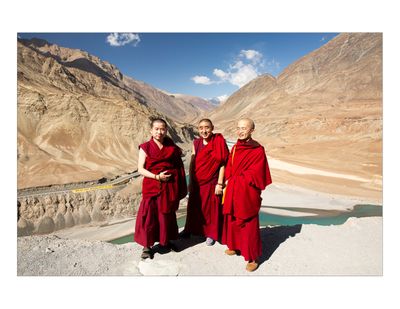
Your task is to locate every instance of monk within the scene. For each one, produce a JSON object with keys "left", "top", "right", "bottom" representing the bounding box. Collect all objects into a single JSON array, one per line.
[
  {"left": 182, "top": 119, "right": 229, "bottom": 245},
  {"left": 221, "top": 118, "right": 272, "bottom": 272},
  {"left": 134, "top": 118, "right": 187, "bottom": 259}
]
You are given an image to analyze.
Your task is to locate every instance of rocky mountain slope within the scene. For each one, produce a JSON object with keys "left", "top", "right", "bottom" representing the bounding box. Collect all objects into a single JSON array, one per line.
[
  {"left": 208, "top": 33, "right": 382, "bottom": 198},
  {"left": 17, "top": 38, "right": 202, "bottom": 188}
]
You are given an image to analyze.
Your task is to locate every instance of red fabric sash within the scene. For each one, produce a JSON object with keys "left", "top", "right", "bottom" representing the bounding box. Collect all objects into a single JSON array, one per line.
[
  {"left": 193, "top": 133, "right": 229, "bottom": 186},
  {"left": 140, "top": 137, "right": 187, "bottom": 213},
  {"left": 222, "top": 138, "right": 272, "bottom": 220}
]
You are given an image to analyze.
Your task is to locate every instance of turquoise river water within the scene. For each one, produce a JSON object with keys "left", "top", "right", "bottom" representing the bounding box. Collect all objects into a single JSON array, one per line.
[{"left": 110, "top": 204, "right": 382, "bottom": 245}]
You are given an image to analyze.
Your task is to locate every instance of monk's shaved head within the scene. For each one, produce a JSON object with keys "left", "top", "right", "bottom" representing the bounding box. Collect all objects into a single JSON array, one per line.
[
  {"left": 150, "top": 118, "right": 168, "bottom": 128},
  {"left": 198, "top": 118, "right": 214, "bottom": 127},
  {"left": 237, "top": 118, "right": 255, "bottom": 141},
  {"left": 238, "top": 118, "right": 255, "bottom": 130}
]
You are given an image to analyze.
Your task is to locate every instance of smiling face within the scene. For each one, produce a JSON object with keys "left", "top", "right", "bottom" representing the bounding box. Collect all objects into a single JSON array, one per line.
[
  {"left": 151, "top": 121, "right": 167, "bottom": 142},
  {"left": 236, "top": 119, "right": 254, "bottom": 141},
  {"left": 198, "top": 120, "right": 214, "bottom": 140}
]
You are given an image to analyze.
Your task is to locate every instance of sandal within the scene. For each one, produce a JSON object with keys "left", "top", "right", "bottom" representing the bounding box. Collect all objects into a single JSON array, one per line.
[{"left": 141, "top": 247, "right": 152, "bottom": 260}]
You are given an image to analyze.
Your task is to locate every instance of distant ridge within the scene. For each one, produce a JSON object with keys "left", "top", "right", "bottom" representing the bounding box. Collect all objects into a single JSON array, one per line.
[
  {"left": 207, "top": 33, "right": 382, "bottom": 199},
  {"left": 17, "top": 38, "right": 205, "bottom": 188}
]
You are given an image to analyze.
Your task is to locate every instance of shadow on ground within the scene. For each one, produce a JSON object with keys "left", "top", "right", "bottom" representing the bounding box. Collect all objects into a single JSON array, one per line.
[
  {"left": 157, "top": 235, "right": 206, "bottom": 254},
  {"left": 258, "top": 225, "right": 302, "bottom": 266},
  {"left": 150, "top": 225, "right": 302, "bottom": 264}
]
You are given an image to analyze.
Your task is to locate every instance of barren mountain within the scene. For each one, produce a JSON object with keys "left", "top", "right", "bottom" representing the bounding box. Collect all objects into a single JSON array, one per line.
[
  {"left": 209, "top": 33, "right": 382, "bottom": 200},
  {"left": 171, "top": 93, "right": 214, "bottom": 112},
  {"left": 19, "top": 38, "right": 208, "bottom": 123},
  {"left": 17, "top": 38, "right": 199, "bottom": 189},
  {"left": 121, "top": 79, "right": 211, "bottom": 123}
]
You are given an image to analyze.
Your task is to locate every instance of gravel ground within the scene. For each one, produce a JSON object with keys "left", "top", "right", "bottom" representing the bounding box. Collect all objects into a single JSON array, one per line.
[{"left": 17, "top": 217, "right": 382, "bottom": 276}]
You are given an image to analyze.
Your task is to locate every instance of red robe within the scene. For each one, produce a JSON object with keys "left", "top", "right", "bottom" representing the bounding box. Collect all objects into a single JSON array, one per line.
[
  {"left": 134, "top": 136, "right": 187, "bottom": 247},
  {"left": 184, "top": 133, "right": 229, "bottom": 240},
  {"left": 221, "top": 138, "right": 272, "bottom": 261}
]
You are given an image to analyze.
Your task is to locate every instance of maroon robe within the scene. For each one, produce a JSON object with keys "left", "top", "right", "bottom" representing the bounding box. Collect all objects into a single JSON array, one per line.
[
  {"left": 134, "top": 136, "right": 187, "bottom": 247},
  {"left": 221, "top": 138, "right": 272, "bottom": 261},
  {"left": 184, "top": 133, "right": 229, "bottom": 240}
]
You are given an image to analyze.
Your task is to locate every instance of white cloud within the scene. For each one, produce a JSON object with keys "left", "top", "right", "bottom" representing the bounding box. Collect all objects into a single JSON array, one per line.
[
  {"left": 106, "top": 33, "right": 141, "bottom": 47},
  {"left": 191, "top": 75, "right": 213, "bottom": 85},
  {"left": 230, "top": 60, "right": 244, "bottom": 70},
  {"left": 229, "top": 64, "right": 259, "bottom": 88},
  {"left": 191, "top": 49, "right": 277, "bottom": 89},
  {"left": 217, "top": 94, "right": 228, "bottom": 102},
  {"left": 207, "top": 94, "right": 229, "bottom": 106},
  {"left": 220, "top": 50, "right": 264, "bottom": 87},
  {"left": 213, "top": 68, "right": 228, "bottom": 80},
  {"left": 214, "top": 58, "right": 260, "bottom": 88},
  {"left": 240, "top": 49, "right": 262, "bottom": 64}
]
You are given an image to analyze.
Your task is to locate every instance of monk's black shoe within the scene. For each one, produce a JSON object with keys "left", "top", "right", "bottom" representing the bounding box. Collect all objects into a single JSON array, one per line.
[
  {"left": 153, "top": 243, "right": 171, "bottom": 254},
  {"left": 141, "top": 247, "right": 153, "bottom": 260}
]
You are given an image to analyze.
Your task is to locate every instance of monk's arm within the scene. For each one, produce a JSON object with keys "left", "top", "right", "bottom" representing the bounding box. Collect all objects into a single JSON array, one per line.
[
  {"left": 218, "top": 165, "right": 225, "bottom": 182},
  {"left": 188, "top": 144, "right": 195, "bottom": 191},
  {"left": 215, "top": 165, "right": 225, "bottom": 195},
  {"left": 137, "top": 148, "right": 158, "bottom": 180}
]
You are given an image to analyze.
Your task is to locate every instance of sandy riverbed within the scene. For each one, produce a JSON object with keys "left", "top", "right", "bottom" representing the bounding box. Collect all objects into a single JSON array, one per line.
[
  {"left": 17, "top": 157, "right": 383, "bottom": 276},
  {"left": 50, "top": 180, "right": 380, "bottom": 243}
]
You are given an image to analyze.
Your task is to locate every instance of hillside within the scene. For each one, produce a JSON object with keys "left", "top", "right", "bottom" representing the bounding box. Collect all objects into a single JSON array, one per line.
[
  {"left": 17, "top": 38, "right": 200, "bottom": 188},
  {"left": 208, "top": 33, "right": 382, "bottom": 200}
]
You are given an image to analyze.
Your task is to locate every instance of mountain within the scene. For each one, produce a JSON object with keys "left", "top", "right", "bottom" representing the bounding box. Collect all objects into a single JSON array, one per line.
[
  {"left": 121, "top": 78, "right": 212, "bottom": 123},
  {"left": 18, "top": 38, "right": 210, "bottom": 123},
  {"left": 17, "top": 38, "right": 199, "bottom": 189},
  {"left": 207, "top": 96, "right": 228, "bottom": 107},
  {"left": 208, "top": 33, "right": 382, "bottom": 199},
  {"left": 171, "top": 93, "right": 215, "bottom": 112}
]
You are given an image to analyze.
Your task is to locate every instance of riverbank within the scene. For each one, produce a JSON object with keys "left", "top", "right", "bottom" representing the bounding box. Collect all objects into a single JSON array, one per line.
[
  {"left": 17, "top": 216, "right": 382, "bottom": 275},
  {"left": 17, "top": 158, "right": 383, "bottom": 275},
  {"left": 50, "top": 181, "right": 381, "bottom": 243}
]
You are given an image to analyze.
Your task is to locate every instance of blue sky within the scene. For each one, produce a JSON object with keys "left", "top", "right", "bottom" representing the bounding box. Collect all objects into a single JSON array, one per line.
[{"left": 18, "top": 32, "right": 338, "bottom": 102}]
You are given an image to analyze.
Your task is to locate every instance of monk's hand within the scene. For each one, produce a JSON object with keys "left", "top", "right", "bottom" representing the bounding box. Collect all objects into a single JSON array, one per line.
[
  {"left": 159, "top": 171, "right": 172, "bottom": 182},
  {"left": 215, "top": 183, "right": 223, "bottom": 195}
]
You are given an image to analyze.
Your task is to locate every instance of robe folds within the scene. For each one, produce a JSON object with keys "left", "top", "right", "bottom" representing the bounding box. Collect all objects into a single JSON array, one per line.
[
  {"left": 184, "top": 133, "right": 229, "bottom": 240},
  {"left": 221, "top": 138, "right": 272, "bottom": 261},
  {"left": 193, "top": 133, "right": 229, "bottom": 186},
  {"left": 222, "top": 138, "right": 272, "bottom": 220},
  {"left": 134, "top": 136, "right": 187, "bottom": 247}
]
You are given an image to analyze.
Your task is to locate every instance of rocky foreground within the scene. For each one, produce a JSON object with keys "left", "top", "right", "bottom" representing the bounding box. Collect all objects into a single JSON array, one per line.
[{"left": 17, "top": 217, "right": 382, "bottom": 276}]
